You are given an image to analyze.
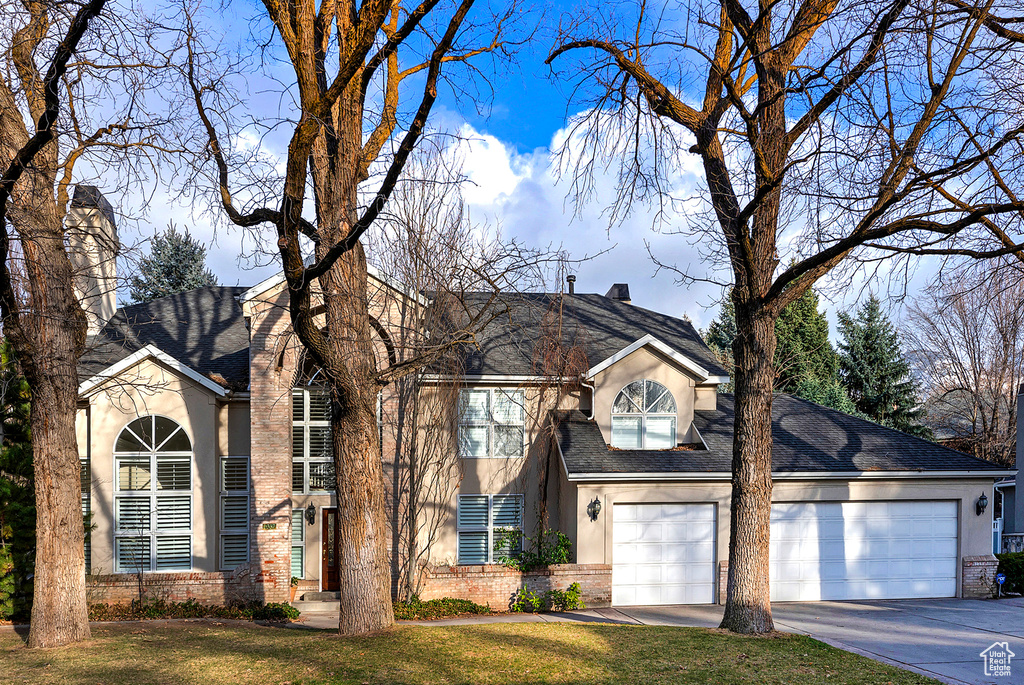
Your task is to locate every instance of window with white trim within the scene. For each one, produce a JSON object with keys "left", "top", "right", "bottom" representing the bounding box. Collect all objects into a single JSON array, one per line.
[
  {"left": 220, "top": 457, "right": 249, "bottom": 570},
  {"left": 610, "top": 379, "right": 677, "bottom": 449},
  {"left": 113, "top": 416, "right": 192, "bottom": 572},
  {"left": 291, "top": 509, "right": 304, "bottom": 578},
  {"left": 457, "top": 494, "right": 523, "bottom": 564},
  {"left": 292, "top": 388, "right": 335, "bottom": 493},
  {"left": 458, "top": 389, "right": 525, "bottom": 458}
]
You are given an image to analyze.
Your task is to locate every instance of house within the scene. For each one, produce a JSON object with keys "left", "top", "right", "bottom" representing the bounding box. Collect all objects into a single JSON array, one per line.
[
  {"left": 993, "top": 387, "right": 1023, "bottom": 553},
  {"left": 71, "top": 187, "right": 1014, "bottom": 608}
]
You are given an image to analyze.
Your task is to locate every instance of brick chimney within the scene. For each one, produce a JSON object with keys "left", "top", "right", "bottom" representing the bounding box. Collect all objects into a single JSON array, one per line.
[
  {"left": 66, "top": 186, "right": 119, "bottom": 334},
  {"left": 605, "top": 283, "right": 630, "bottom": 304}
]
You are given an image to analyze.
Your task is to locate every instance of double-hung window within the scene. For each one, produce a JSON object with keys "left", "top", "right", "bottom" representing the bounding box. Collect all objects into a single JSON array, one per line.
[
  {"left": 457, "top": 494, "right": 523, "bottom": 564},
  {"left": 292, "top": 388, "right": 335, "bottom": 494},
  {"left": 458, "top": 389, "right": 525, "bottom": 458},
  {"left": 113, "top": 416, "right": 193, "bottom": 572},
  {"left": 220, "top": 457, "right": 250, "bottom": 569}
]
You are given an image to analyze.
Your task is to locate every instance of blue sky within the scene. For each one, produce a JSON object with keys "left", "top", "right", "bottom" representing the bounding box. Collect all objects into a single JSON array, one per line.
[{"left": 113, "top": 0, "right": 930, "bottom": 335}]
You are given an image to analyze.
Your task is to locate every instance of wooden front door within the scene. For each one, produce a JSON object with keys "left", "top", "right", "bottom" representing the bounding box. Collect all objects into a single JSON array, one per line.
[{"left": 322, "top": 508, "right": 340, "bottom": 592}]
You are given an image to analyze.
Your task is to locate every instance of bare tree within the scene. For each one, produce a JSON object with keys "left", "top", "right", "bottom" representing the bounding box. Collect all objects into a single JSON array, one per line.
[
  {"left": 0, "top": 0, "right": 190, "bottom": 646},
  {"left": 547, "top": 0, "right": 1024, "bottom": 632},
  {"left": 906, "top": 261, "right": 1024, "bottom": 466},
  {"left": 185, "top": 0, "right": 540, "bottom": 632}
]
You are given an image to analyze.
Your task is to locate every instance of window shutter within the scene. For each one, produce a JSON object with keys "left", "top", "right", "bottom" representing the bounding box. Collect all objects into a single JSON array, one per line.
[
  {"left": 222, "top": 458, "right": 248, "bottom": 491},
  {"left": 156, "top": 496, "right": 191, "bottom": 530},
  {"left": 492, "top": 495, "right": 523, "bottom": 528},
  {"left": 116, "top": 537, "right": 151, "bottom": 572},
  {"left": 156, "top": 455, "right": 190, "bottom": 490},
  {"left": 457, "top": 531, "right": 488, "bottom": 564},
  {"left": 308, "top": 390, "right": 330, "bottom": 421},
  {"left": 291, "top": 509, "right": 305, "bottom": 578},
  {"left": 457, "top": 495, "right": 489, "bottom": 528},
  {"left": 308, "top": 461, "right": 335, "bottom": 491},
  {"left": 292, "top": 462, "right": 304, "bottom": 492},
  {"left": 221, "top": 496, "right": 248, "bottom": 530},
  {"left": 118, "top": 459, "right": 151, "bottom": 490},
  {"left": 292, "top": 390, "right": 304, "bottom": 423},
  {"left": 292, "top": 426, "right": 305, "bottom": 460},
  {"left": 308, "top": 426, "right": 331, "bottom": 459},
  {"left": 155, "top": 536, "right": 191, "bottom": 570},
  {"left": 221, "top": 535, "right": 249, "bottom": 568},
  {"left": 116, "top": 497, "right": 151, "bottom": 531}
]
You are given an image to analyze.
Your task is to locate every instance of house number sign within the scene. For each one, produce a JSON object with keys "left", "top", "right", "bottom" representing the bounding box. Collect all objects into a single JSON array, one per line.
[{"left": 262, "top": 523, "right": 277, "bottom": 530}]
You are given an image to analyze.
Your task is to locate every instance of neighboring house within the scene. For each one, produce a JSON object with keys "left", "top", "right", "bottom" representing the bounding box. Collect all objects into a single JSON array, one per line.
[
  {"left": 993, "top": 388, "right": 1023, "bottom": 553},
  {"left": 71, "top": 188, "right": 1014, "bottom": 608}
]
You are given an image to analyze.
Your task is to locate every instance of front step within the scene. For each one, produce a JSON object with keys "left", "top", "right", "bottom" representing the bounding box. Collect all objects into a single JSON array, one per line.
[
  {"left": 291, "top": 599, "right": 340, "bottom": 613},
  {"left": 301, "top": 591, "right": 340, "bottom": 601}
]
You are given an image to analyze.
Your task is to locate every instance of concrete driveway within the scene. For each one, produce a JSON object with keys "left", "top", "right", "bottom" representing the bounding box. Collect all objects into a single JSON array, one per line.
[{"left": 612, "top": 598, "right": 1024, "bottom": 685}]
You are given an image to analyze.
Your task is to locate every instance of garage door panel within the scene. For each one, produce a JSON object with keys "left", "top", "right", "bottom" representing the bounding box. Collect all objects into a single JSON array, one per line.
[
  {"left": 770, "top": 501, "right": 957, "bottom": 602},
  {"left": 613, "top": 503, "right": 716, "bottom": 606}
]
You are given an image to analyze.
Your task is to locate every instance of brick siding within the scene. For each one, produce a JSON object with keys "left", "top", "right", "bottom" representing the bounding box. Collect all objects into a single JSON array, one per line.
[
  {"left": 87, "top": 570, "right": 259, "bottom": 605},
  {"left": 417, "top": 563, "right": 612, "bottom": 610},
  {"left": 962, "top": 555, "right": 999, "bottom": 598}
]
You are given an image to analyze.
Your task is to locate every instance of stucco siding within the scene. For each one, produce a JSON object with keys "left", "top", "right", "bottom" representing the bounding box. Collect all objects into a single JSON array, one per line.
[{"left": 571, "top": 477, "right": 997, "bottom": 600}]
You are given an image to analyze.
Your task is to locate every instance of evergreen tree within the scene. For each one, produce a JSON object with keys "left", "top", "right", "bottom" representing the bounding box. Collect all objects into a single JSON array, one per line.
[
  {"left": 774, "top": 288, "right": 839, "bottom": 392},
  {"left": 703, "top": 288, "right": 848, "bottom": 402},
  {"left": 129, "top": 225, "right": 218, "bottom": 303},
  {"left": 0, "top": 339, "right": 34, "bottom": 619},
  {"left": 838, "top": 296, "right": 930, "bottom": 437}
]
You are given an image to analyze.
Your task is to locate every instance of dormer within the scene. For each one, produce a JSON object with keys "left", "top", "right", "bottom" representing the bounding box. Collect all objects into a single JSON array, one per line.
[{"left": 587, "top": 335, "right": 725, "bottom": 447}]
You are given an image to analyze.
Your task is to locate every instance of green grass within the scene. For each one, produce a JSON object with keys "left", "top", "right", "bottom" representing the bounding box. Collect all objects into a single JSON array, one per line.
[{"left": 0, "top": 621, "right": 938, "bottom": 684}]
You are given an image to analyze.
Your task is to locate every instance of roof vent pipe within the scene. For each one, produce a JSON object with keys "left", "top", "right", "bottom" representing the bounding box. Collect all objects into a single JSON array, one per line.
[{"left": 566, "top": 274, "right": 576, "bottom": 295}]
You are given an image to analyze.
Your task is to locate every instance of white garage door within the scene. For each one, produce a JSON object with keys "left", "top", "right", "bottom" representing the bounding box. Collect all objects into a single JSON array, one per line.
[
  {"left": 612, "top": 503, "right": 716, "bottom": 605},
  {"left": 770, "top": 501, "right": 958, "bottom": 602}
]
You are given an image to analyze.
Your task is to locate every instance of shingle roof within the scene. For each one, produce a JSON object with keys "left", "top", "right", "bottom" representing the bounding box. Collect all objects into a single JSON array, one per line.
[
  {"left": 555, "top": 393, "right": 1007, "bottom": 477},
  {"left": 456, "top": 292, "right": 727, "bottom": 378},
  {"left": 79, "top": 286, "right": 250, "bottom": 391}
]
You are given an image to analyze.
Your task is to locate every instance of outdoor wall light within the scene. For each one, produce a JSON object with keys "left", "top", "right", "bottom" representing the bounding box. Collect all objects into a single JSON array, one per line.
[
  {"left": 587, "top": 496, "right": 602, "bottom": 521},
  {"left": 305, "top": 502, "right": 316, "bottom": 525},
  {"left": 976, "top": 493, "right": 989, "bottom": 516}
]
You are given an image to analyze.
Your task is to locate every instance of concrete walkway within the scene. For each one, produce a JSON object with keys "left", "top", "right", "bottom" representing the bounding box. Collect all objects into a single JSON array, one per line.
[{"left": 294, "top": 597, "right": 1024, "bottom": 685}]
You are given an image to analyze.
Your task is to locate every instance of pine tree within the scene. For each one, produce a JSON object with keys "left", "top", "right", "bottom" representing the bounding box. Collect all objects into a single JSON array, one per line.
[
  {"left": 774, "top": 288, "right": 839, "bottom": 392},
  {"left": 838, "top": 296, "right": 930, "bottom": 437},
  {"left": 129, "top": 225, "right": 218, "bottom": 303},
  {"left": 0, "top": 339, "right": 34, "bottom": 620}
]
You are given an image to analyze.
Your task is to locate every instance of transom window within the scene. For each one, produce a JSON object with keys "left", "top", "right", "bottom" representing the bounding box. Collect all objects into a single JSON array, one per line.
[
  {"left": 113, "top": 416, "right": 192, "bottom": 572},
  {"left": 611, "top": 380, "right": 677, "bottom": 450},
  {"left": 292, "top": 387, "right": 335, "bottom": 494},
  {"left": 458, "top": 389, "right": 525, "bottom": 458}
]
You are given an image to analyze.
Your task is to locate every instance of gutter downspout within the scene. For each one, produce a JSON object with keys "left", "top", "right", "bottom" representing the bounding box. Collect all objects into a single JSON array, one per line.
[{"left": 580, "top": 375, "right": 596, "bottom": 420}]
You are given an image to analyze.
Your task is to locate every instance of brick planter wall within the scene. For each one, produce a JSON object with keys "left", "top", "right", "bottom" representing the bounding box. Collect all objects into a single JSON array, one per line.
[
  {"left": 417, "top": 564, "right": 612, "bottom": 610},
  {"left": 87, "top": 568, "right": 259, "bottom": 605},
  {"left": 962, "top": 555, "right": 999, "bottom": 598}
]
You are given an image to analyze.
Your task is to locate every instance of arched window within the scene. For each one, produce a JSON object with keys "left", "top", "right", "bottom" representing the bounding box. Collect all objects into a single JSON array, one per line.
[
  {"left": 113, "top": 416, "right": 193, "bottom": 572},
  {"left": 611, "top": 380, "right": 677, "bottom": 449}
]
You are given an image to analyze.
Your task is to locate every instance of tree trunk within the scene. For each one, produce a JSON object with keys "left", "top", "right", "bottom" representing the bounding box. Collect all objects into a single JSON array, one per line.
[
  {"left": 13, "top": 218, "right": 91, "bottom": 648},
  {"left": 719, "top": 302, "right": 776, "bottom": 634},
  {"left": 326, "top": 246, "right": 395, "bottom": 635}
]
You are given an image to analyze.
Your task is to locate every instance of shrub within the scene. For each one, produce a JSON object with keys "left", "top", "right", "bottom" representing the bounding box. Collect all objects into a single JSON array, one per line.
[
  {"left": 392, "top": 596, "right": 491, "bottom": 620},
  {"left": 87, "top": 599, "right": 299, "bottom": 622},
  {"left": 996, "top": 552, "right": 1024, "bottom": 594},
  {"left": 0, "top": 544, "right": 14, "bottom": 619},
  {"left": 495, "top": 529, "right": 573, "bottom": 572},
  {"left": 545, "top": 582, "right": 585, "bottom": 611},
  {"left": 509, "top": 588, "right": 542, "bottom": 613}
]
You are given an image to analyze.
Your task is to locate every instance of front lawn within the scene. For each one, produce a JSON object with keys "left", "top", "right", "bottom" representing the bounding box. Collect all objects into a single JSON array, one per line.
[{"left": 0, "top": 620, "right": 937, "bottom": 684}]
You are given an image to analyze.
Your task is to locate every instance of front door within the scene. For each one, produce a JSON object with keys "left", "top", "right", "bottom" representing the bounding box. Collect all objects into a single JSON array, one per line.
[{"left": 322, "top": 508, "right": 340, "bottom": 592}]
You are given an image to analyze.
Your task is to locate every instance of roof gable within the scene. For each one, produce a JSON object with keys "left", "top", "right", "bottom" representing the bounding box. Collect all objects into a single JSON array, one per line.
[
  {"left": 79, "top": 344, "right": 229, "bottom": 397},
  {"left": 586, "top": 334, "right": 712, "bottom": 381}
]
